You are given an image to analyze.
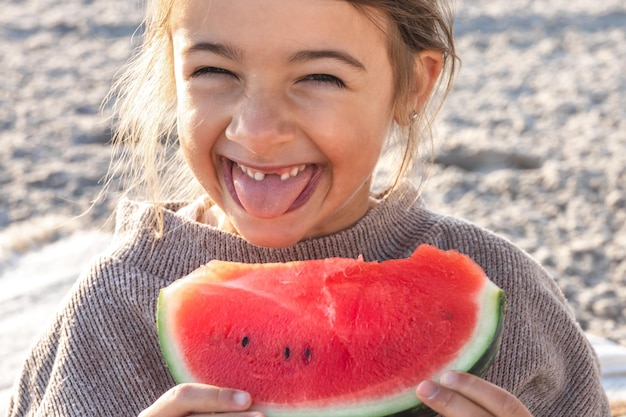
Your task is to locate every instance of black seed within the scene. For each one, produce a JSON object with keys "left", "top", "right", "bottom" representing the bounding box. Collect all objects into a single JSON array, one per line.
[
  {"left": 241, "top": 336, "right": 250, "bottom": 347},
  {"left": 441, "top": 311, "right": 454, "bottom": 321},
  {"left": 284, "top": 347, "right": 291, "bottom": 359},
  {"left": 303, "top": 347, "right": 312, "bottom": 363}
]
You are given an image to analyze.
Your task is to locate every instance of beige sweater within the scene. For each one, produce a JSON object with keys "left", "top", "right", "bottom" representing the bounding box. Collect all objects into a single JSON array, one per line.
[{"left": 7, "top": 187, "right": 610, "bottom": 416}]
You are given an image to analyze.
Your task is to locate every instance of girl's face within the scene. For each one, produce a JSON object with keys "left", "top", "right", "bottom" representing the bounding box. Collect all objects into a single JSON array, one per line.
[{"left": 171, "top": 0, "right": 398, "bottom": 248}]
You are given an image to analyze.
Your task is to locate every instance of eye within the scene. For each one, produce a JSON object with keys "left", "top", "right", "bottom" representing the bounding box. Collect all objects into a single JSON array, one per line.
[
  {"left": 299, "top": 74, "right": 345, "bottom": 88},
  {"left": 191, "top": 66, "right": 236, "bottom": 79}
]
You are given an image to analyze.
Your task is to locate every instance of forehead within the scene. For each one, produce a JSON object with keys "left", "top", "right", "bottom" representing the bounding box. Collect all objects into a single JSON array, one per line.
[{"left": 170, "top": 0, "right": 389, "bottom": 57}]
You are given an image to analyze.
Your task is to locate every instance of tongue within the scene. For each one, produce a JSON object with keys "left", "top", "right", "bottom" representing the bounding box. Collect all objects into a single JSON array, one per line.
[{"left": 233, "top": 165, "right": 313, "bottom": 219}]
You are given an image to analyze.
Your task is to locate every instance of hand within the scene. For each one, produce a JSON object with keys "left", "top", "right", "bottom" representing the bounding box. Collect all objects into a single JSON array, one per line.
[
  {"left": 416, "top": 371, "right": 533, "bottom": 417},
  {"left": 139, "top": 383, "right": 264, "bottom": 417}
]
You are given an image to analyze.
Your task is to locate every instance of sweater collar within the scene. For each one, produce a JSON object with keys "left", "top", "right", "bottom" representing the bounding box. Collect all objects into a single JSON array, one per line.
[{"left": 111, "top": 183, "right": 439, "bottom": 278}]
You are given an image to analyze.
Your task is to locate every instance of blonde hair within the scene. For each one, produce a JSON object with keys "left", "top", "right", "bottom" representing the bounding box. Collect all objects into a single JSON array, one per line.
[{"left": 104, "top": 0, "right": 458, "bottom": 231}]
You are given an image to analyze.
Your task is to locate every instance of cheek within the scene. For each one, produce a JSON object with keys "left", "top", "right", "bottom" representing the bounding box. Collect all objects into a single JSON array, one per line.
[
  {"left": 177, "top": 96, "right": 219, "bottom": 156},
  {"left": 177, "top": 108, "right": 202, "bottom": 164},
  {"left": 176, "top": 103, "right": 215, "bottom": 185},
  {"left": 323, "top": 125, "right": 388, "bottom": 183},
  {"left": 309, "top": 110, "right": 390, "bottom": 185},
  {"left": 336, "top": 107, "right": 392, "bottom": 159},
  {"left": 177, "top": 120, "right": 223, "bottom": 199}
]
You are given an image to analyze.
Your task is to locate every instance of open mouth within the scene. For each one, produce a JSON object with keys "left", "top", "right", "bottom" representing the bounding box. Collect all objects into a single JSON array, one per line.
[{"left": 221, "top": 157, "right": 323, "bottom": 219}]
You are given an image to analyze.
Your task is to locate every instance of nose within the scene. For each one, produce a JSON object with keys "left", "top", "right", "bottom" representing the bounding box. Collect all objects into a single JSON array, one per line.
[{"left": 225, "top": 91, "right": 296, "bottom": 155}]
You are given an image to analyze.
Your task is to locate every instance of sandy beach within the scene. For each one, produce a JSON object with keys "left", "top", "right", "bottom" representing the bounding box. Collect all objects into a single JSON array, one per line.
[{"left": 1, "top": 0, "right": 625, "bottom": 414}]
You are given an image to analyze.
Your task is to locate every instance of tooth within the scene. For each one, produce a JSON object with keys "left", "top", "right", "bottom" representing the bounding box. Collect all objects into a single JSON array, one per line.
[
  {"left": 237, "top": 163, "right": 264, "bottom": 180},
  {"left": 238, "top": 162, "right": 308, "bottom": 181}
]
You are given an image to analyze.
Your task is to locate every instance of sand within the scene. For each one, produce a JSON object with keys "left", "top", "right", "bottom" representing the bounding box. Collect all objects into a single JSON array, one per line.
[{"left": 0, "top": 0, "right": 625, "bottom": 414}]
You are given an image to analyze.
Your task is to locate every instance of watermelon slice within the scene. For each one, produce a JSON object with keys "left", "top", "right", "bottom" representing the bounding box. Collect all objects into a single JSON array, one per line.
[{"left": 157, "top": 244, "right": 506, "bottom": 417}]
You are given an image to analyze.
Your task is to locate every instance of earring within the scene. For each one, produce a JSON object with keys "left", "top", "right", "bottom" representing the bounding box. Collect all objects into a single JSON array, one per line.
[{"left": 410, "top": 110, "right": 418, "bottom": 122}]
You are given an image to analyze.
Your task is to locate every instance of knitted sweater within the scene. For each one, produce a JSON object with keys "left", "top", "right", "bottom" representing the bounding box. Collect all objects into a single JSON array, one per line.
[{"left": 7, "top": 187, "right": 610, "bottom": 416}]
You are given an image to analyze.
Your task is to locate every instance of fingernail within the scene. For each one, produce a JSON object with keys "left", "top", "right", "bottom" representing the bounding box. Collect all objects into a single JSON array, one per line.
[
  {"left": 417, "top": 380, "right": 439, "bottom": 400},
  {"left": 233, "top": 391, "right": 250, "bottom": 406},
  {"left": 440, "top": 371, "right": 458, "bottom": 387}
]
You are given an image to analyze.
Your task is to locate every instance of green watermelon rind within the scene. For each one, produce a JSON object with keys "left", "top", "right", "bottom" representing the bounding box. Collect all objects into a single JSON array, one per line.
[
  {"left": 157, "top": 279, "right": 506, "bottom": 417},
  {"left": 158, "top": 286, "right": 198, "bottom": 384}
]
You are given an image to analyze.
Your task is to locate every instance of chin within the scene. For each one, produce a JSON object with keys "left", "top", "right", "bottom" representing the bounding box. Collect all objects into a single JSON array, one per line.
[
  {"left": 225, "top": 203, "right": 323, "bottom": 249},
  {"left": 231, "top": 214, "right": 321, "bottom": 249}
]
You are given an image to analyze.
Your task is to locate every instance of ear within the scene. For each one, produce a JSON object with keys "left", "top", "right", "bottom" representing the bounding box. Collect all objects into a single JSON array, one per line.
[
  {"left": 395, "top": 50, "right": 444, "bottom": 125},
  {"left": 414, "top": 50, "right": 444, "bottom": 110}
]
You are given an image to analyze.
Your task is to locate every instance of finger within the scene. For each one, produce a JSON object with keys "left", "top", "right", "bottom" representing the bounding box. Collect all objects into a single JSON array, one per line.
[
  {"left": 417, "top": 379, "right": 494, "bottom": 417},
  {"left": 438, "top": 372, "right": 532, "bottom": 417},
  {"left": 139, "top": 383, "right": 259, "bottom": 417},
  {"left": 416, "top": 372, "right": 533, "bottom": 417}
]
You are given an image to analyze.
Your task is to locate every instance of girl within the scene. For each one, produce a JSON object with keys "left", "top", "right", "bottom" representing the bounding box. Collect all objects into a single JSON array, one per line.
[{"left": 8, "top": 0, "right": 610, "bottom": 416}]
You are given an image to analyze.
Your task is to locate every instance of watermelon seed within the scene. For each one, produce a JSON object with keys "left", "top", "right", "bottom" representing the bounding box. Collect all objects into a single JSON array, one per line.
[
  {"left": 241, "top": 336, "right": 250, "bottom": 347},
  {"left": 284, "top": 347, "right": 291, "bottom": 359},
  {"left": 303, "top": 347, "right": 312, "bottom": 363}
]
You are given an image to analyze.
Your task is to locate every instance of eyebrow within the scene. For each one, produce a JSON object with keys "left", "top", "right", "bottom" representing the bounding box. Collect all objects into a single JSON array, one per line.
[
  {"left": 183, "top": 41, "right": 366, "bottom": 72},
  {"left": 183, "top": 42, "right": 243, "bottom": 61},
  {"left": 288, "top": 49, "right": 366, "bottom": 71}
]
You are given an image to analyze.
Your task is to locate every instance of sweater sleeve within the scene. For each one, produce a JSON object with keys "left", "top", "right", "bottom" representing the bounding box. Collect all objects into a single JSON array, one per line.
[
  {"left": 425, "top": 218, "right": 611, "bottom": 416},
  {"left": 6, "top": 258, "right": 174, "bottom": 417}
]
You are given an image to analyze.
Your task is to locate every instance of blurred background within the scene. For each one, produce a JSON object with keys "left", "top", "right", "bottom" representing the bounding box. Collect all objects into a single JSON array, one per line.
[{"left": 0, "top": 0, "right": 625, "bottom": 413}]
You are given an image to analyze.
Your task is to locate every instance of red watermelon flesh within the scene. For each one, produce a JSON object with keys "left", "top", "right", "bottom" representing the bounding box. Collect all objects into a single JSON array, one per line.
[{"left": 157, "top": 244, "right": 506, "bottom": 417}]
